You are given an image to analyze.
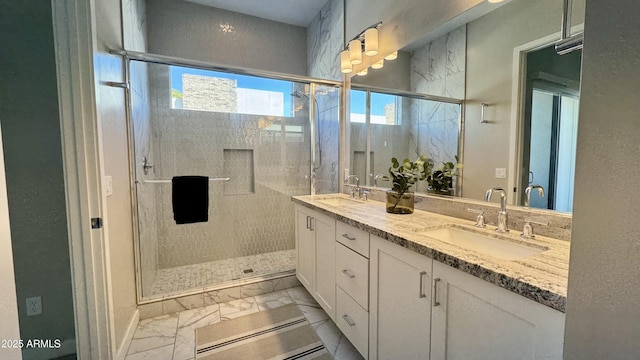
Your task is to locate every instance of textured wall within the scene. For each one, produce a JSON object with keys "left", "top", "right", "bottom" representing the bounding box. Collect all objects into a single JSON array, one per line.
[
  {"left": 563, "top": 0, "right": 640, "bottom": 358},
  {"left": 0, "top": 2, "right": 77, "bottom": 359},
  {"left": 410, "top": 26, "right": 465, "bottom": 171},
  {"left": 146, "top": 0, "right": 307, "bottom": 76},
  {"left": 307, "top": 0, "right": 343, "bottom": 194},
  {"left": 145, "top": 64, "right": 309, "bottom": 269},
  {"left": 307, "top": 0, "right": 344, "bottom": 82},
  {"left": 124, "top": 0, "right": 159, "bottom": 300}
]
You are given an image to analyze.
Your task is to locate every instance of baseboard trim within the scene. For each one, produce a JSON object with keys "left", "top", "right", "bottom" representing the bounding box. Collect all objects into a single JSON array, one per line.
[{"left": 116, "top": 309, "right": 140, "bottom": 360}]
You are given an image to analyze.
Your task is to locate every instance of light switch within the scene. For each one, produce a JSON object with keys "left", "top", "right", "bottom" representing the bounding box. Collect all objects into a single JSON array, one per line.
[
  {"left": 495, "top": 168, "right": 507, "bottom": 179},
  {"left": 105, "top": 176, "right": 113, "bottom": 196}
]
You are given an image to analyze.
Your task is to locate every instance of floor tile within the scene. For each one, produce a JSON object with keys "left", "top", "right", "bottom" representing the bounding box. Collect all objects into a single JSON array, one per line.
[
  {"left": 127, "top": 314, "right": 178, "bottom": 355},
  {"left": 254, "top": 289, "right": 293, "bottom": 311},
  {"left": 125, "top": 344, "right": 174, "bottom": 360},
  {"left": 219, "top": 297, "right": 259, "bottom": 320}
]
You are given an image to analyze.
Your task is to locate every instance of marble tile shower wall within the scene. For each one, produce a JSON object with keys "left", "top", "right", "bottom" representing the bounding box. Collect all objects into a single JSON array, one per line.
[
  {"left": 410, "top": 26, "right": 466, "bottom": 167},
  {"left": 314, "top": 88, "right": 341, "bottom": 194},
  {"left": 307, "top": 0, "right": 344, "bottom": 82},
  {"left": 124, "top": 0, "right": 158, "bottom": 296},
  {"left": 147, "top": 66, "right": 310, "bottom": 269},
  {"left": 307, "top": 0, "right": 343, "bottom": 195}
]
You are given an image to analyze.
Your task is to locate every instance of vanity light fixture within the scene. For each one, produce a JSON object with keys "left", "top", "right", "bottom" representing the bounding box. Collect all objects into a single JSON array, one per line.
[
  {"left": 341, "top": 50, "right": 352, "bottom": 73},
  {"left": 349, "top": 39, "right": 363, "bottom": 65},
  {"left": 487, "top": 0, "right": 505, "bottom": 3},
  {"left": 364, "top": 28, "right": 379, "bottom": 56},
  {"left": 384, "top": 51, "right": 398, "bottom": 60},
  {"left": 371, "top": 59, "right": 384, "bottom": 69}
]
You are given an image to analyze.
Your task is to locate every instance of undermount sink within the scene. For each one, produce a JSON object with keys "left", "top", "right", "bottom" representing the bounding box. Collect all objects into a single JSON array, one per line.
[
  {"left": 419, "top": 226, "right": 547, "bottom": 261},
  {"left": 316, "top": 196, "right": 366, "bottom": 207}
]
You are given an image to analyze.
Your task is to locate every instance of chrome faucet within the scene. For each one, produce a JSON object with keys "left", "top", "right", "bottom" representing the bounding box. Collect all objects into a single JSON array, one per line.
[
  {"left": 524, "top": 185, "right": 545, "bottom": 207},
  {"left": 485, "top": 187, "right": 509, "bottom": 232},
  {"left": 345, "top": 175, "right": 360, "bottom": 198},
  {"left": 373, "top": 174, "right": 386, "bottom": 187}
]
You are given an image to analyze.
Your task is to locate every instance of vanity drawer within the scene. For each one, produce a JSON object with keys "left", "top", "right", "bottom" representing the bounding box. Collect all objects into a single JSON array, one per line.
[
  {"left": 336, "top": 287, "right": 369, "bottom": 359},
  {"left": 336, "top": 243, "right": 369, "bottom": 310},
  {"left": 336, "top": 221, "right": 370, "bottom": 258}
]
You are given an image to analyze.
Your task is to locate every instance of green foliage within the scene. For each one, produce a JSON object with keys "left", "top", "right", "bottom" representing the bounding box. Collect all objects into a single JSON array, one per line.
[
  {"left": 427, "top": 155, "right": 462, "bottom": 192},
  {"left": 386, "top": 155, "right": 432, "bottom": 197}
]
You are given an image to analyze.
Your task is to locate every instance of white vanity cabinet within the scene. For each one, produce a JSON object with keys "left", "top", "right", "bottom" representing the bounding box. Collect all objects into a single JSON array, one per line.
[
  {"left": 294, "top": 204, "right": 336, "bottom": 320},
  {"left": 369, "top": 235, "right": 433, "bottom": 360},
  {"left": 335, "top": 221, "right": 370, "bottom": 359},
  {"left": 430, "top": 261, "right": 565, "bottom": 360}
]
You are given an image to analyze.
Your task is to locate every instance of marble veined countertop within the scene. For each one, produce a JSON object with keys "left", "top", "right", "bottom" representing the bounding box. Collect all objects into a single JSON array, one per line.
[{"left": 292, "top": 194, "right": 570, "bottom": 313}]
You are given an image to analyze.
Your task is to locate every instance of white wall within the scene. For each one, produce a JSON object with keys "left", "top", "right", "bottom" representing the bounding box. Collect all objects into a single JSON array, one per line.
[
  {"left": 146, "top": 0, "right": 308, "bottom": 75},
  {"left": 563, "top": 0, "right": 640, "bottom": 357}
]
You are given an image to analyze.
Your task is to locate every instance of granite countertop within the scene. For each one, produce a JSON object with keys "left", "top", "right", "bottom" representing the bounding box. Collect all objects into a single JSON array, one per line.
[{"left": 292, "top": 194, "right": 570, "bottom": 313}]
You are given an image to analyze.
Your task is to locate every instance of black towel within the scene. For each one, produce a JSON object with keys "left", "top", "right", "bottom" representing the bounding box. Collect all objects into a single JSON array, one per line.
[{"left": 172, "top": 176, "right": 209, "bottom": 224}]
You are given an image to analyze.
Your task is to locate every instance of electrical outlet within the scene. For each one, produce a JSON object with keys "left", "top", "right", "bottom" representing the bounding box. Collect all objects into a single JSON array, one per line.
[
  {"left": 495, "top": 168, "right": 507, "bottom": 179},
  {"left": 26, "top": 296, "right": 42, "bottom": 316}
]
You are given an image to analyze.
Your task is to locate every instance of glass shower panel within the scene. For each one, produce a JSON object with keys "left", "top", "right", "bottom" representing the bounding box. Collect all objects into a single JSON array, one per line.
[
  {"left": 314, "top": 84, "right": 341, "bottom": 194},
  {"left": 129, "top": 60, "right": 312, "bottom": 299}
]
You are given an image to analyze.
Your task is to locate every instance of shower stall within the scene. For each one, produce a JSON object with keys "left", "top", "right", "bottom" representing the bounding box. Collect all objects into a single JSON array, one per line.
[{"left": 125, "top": 52, "right": 340, "bottom": 301}]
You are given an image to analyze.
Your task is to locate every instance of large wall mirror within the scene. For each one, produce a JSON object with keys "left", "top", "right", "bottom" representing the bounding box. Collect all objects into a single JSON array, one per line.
[{"left": 345, "top": 0, "right": 585, "bottom": 214}]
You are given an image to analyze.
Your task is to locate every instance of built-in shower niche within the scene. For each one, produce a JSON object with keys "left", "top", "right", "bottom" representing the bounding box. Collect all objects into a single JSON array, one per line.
[{"left": 223, "top": 149, "right": 255, "bottom": 195}]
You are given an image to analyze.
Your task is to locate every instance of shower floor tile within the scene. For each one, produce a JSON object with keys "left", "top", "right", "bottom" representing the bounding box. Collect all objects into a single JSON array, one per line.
[{"left": 150, "top": 249, "right": 296, "bottom": 296}]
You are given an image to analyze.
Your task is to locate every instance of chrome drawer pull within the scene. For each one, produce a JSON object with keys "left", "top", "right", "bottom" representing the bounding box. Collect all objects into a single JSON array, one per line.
[
  {"left": 342, "top": 269, "right": 356, "bottom": 278},
  {"left": 419, "top": 271, "right": 427, "bottom": 298},
  {"left": 306, "top": 216, "right": 310, "bottom": 229},
  {"left": 342, "top": 314, "right": 356, "bottom": 326},
  {"left": 342, "top": 234, "right": 356, "bottom": 241},
  {"left": 433, "top": 278, "right": 441, "bottom": 307}
]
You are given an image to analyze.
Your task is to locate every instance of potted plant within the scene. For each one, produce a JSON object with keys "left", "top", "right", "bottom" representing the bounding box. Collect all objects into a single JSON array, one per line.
[
  {"left": 427, "top": 156, "right": 462, "bottom": 196},
  {"left": 385, "top": 155, "right": 432, "bottom": 214}
]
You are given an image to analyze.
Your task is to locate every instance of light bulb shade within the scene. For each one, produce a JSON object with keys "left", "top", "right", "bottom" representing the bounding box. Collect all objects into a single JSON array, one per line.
[
  {"left": 384, "top": 51, "right": 398, "bottom": 60},
  {"left": 340, "top": 50, "right": 352, "bottom": 73},
  {"left": 364, "top": 28, "right": 379, "bottom": 56},
  {"left": 371, "top": 59, "right": 384, "bottom": 69},
  {"left": 349, "top": 39, "right": 362, "bottom": 64},
  {"left": 357, "top": 68, "right": 368, "bottom": 76}
]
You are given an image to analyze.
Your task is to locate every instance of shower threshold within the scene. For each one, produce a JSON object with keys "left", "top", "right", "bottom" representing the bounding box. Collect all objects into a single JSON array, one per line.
[{"left": 149, "top": 249, "right": 296, "bottom": 298}]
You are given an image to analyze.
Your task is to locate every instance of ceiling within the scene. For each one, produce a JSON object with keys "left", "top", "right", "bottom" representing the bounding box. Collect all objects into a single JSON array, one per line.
[{"left": 184, "top": 0, "right": 329, "bottom": 27}]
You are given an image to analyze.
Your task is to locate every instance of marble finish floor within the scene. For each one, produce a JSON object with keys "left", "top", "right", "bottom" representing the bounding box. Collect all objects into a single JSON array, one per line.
[
  {"left": 126, "top": 286, "right": 362, "bottom": 360},
  {"left": 151, "top": 249, "right": 296, "bottom": 296}
]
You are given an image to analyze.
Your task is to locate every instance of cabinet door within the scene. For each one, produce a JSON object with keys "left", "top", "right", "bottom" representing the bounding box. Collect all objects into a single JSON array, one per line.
[
  {"left": 370, "top": 235, "right": 432, "bottom": 360},
  {"left": 295, "top": 205, "right": 314, "bottom": 290},
  {"left": 431, "top": 261, "right": 565, "bottom": 360},
  {"left": 313, "top": 211, "right": 336, "bottom": 320}
]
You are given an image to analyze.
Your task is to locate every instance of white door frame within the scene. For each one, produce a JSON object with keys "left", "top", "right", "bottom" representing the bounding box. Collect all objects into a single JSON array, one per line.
[
  {"left": 52, "top": 0, "right": 115, "bottom": 358},
  {"left": 0, "top": 126, "right": 22, "bottom": 360}
]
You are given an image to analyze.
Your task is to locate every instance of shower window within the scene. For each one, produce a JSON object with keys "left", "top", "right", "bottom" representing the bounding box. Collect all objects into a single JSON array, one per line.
[
  {"left": 170, "top": 66, "right": 297, "bottom": 117},
  {"left": 350, "top": 89, "right": 402, "bottom": 125}
]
